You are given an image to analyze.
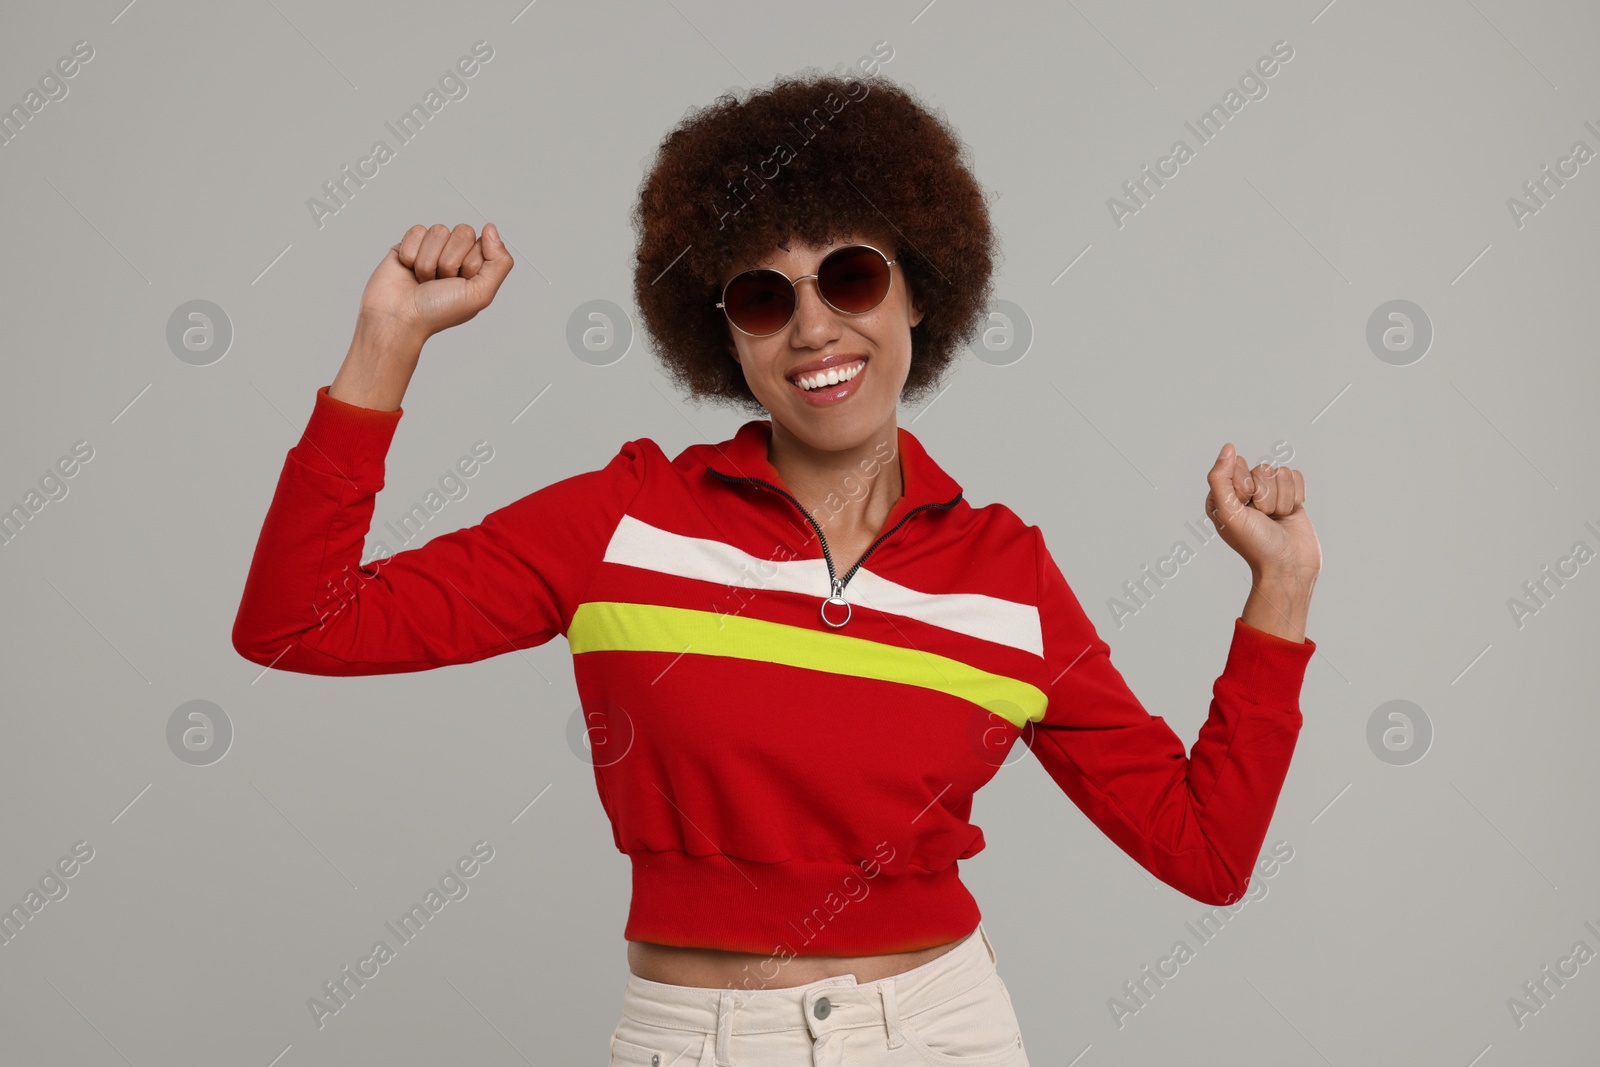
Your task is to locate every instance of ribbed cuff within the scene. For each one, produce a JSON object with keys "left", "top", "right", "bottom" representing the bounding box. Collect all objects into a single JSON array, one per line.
[
  {"left": 1223, "top": 616, "right": 1316, "bottom": 705},
  {"left": 292, "top": 385, "right": 404, "bottom": 480}
]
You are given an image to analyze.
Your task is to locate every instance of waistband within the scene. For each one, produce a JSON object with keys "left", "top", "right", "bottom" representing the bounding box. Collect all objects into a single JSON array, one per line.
[
  {"left": 619, "top": 920, "right": 997, "bottom": 1061},
  {"left": 624, "top": 850, "right": 982, "bottom": 955}
]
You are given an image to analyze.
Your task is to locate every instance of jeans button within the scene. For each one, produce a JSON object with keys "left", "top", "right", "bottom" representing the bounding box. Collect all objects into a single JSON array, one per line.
[
  {"left": 813, "top": 996, "right": 832, "bottom": 1020},
  {"left": 650, "top": 1056, "right": 659, "bottom": 1066}
]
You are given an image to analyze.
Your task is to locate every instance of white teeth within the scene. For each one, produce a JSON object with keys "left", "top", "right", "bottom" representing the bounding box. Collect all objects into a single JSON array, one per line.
[{"left": 795, "top": 360, "right": 864, "bottom": 391}]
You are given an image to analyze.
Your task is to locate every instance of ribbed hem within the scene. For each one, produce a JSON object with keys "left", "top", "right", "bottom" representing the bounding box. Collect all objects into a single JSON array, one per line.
[
  {"left": 1226, "top": 616, "right": 1316, "bottom": 705},
  {"left": 292, "top": 385, "right": 404, "bottom": 480},
  {"left": 624, "top": 851, "right": 981, "bottom": 956}
]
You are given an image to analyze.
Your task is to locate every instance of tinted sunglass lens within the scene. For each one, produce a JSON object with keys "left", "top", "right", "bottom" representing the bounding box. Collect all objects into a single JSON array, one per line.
[
  {"left": 725, "top": 270, "right": 795, "bottom": 335},
  {"left": 818, "top": 247, "right": 891, "bottom": 313}
]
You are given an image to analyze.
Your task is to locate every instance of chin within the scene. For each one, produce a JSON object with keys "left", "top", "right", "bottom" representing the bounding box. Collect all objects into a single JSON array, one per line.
[{"left": 781, "top": 399, "right": 895, "bottom": 446}]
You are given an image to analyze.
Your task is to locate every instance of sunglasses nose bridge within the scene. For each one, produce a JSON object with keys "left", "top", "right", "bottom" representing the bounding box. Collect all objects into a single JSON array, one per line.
[
  {"left": 789, "top": 272, "right": 850, "bottom": 328},
  {"left": 790, "top": 272, "right": 824, "bottom": 308}
]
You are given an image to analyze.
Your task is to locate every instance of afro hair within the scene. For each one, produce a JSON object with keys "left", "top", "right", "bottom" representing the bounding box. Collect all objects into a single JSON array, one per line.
[{"left": 630, "top": 68, "right": 999, "bottom": 413}]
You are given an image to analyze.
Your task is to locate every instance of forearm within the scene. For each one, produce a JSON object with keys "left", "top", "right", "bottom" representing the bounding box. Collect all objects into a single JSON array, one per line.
[
  {"left": 1241, "top": 567, "right": 1318, "bottom": 643},
  {"left": 232, "top": 387, "right": 405, "bottom": 672},
  {"left": 328, "top": 314, "right": 427, "bottom": 411}
]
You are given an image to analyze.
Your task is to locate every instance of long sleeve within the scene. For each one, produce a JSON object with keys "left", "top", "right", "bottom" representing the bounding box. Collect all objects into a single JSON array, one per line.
[
  {"left": 1025, "top": 526, "right": 1315, "bottom": 905},
  {"left": 231, "top": 385, "right": 649, "bottom": 675}
]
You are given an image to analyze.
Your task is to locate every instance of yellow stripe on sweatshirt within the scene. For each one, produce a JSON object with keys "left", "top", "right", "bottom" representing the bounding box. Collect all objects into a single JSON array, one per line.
[{"left": 568, "top": 600, "right": 1046, "bottom": 727}]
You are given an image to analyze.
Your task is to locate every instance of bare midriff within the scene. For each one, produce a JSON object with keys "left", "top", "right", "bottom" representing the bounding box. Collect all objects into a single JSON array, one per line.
[{"left": 627, "top": 936, "right": 965, "bottom": 989}]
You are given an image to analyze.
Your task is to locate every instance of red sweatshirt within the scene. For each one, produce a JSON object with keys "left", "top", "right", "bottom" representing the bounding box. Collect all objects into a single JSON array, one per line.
[{"left": 233, "top": 385, "right": 1316, "bottom": 956}]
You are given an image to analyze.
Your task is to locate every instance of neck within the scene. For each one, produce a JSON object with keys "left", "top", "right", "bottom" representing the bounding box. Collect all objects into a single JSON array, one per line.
[{"left": 767, "top": 416, "right": 904, "bottom": 534}]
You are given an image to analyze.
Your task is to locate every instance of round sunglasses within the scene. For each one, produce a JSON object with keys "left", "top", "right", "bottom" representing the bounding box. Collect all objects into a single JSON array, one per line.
[{"left": 716, "top": 243, "right": 898, "bottom": 337}]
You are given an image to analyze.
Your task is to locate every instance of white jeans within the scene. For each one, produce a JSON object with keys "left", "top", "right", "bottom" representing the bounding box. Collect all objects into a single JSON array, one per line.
[{"left": 609, "top": 921, "right": 1030, "bottom": 1066}]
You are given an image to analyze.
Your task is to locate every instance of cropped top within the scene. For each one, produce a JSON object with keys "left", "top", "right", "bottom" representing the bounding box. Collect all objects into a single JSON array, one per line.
[{"left": 231, "top": 385, "right": 1317, "bottom": 955}]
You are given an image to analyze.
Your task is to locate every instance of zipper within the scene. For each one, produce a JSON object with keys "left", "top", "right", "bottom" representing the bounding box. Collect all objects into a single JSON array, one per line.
[{"left": 708, "top": 469, "right": 963, "bottom": 628}]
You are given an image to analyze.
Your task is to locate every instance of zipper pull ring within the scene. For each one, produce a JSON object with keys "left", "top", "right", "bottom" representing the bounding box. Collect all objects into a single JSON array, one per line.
[{"left": 822, "top": 577, "right": 851, "bottom": 628}]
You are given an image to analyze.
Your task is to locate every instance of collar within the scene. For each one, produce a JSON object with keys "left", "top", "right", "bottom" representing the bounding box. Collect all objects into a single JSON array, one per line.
[{"left": 704, "top": 419, "right": 964, "bottom": 521}]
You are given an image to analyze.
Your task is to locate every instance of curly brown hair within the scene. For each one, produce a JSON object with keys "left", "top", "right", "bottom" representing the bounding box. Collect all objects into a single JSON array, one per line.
[{"left": 630, "top": 68, "right": 998, "bottom": 414}]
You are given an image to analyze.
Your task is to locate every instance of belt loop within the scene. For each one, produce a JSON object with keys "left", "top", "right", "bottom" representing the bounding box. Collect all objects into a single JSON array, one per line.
[
  {"left": 878, "top": 980, "right": 905, "bottom": 1049},
  {"left": 978, "top": 922, "right": 997, "bottom": 966},
  {"left": 715, "top": 989, "right": 734, "bottom": 1066}
]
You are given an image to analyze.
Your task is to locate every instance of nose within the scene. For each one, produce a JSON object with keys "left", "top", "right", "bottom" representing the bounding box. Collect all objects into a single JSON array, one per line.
[{"left": 789, "top": 275, "right": 843, "bottom": 346}]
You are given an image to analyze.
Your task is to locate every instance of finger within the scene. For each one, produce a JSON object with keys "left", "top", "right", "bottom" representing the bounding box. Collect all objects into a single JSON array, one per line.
[
  {"left": 396, "top": 224, "right": 428, "bottom": 268},
  {"left": 414, "top": 224, "right": 453, "bottom": 283},
  {"left": 1272, "top": 465, "right": 1292, "bottom": 512},
  {"left": 1279, "top": 468, "right": 1299, "bottom": 515},
  {"left": 466, "top": 222, "right": 515, "bottom": 302},
  {"left": 1292, "top": 468, "right": 1305, "bottom": 510},
  {"left": 1266, "top": 467, "right": 1293, "bottom": 515},
  {"left": 1232, "top": 454, "right": 1256, "bottom": 509},
  {"left": 437, "top": 223, "right": 478, "bottom": 277},
  {"left": 1249, "top": 463, "right": 1277, "bottom": 513},
  {"left": 1270, "top": 469, "right": 1288, "bottom": 515},
  {"left": 1207, "top": 444, "right": 1248, "bottom": 530},
  {"left": 461, "top": 238, "right": 486, "bottom": 279}
]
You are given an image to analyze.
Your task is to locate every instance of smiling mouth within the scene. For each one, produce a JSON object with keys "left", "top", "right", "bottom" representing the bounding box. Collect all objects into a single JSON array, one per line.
[{"left": 790, "top": 357, "right": 867, "bottom": 392}]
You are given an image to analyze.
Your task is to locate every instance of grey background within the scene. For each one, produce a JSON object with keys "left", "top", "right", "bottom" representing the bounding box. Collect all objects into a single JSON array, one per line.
[{"left": 2, "top": 1, "right": 1597, "bottom": 1064}]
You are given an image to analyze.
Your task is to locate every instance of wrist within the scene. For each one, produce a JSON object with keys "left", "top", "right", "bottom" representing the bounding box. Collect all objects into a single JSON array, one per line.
[
  {"left": 352, "top": 311, "right": 428, "bottom": 358},
  {"left": 1241, "top": 577, "right": 1313, "bottom": 643},
  {"left": 331, "top": 316, "right": 426, "bottom": 412},
  {"left": 1251, "top": 564, "right": 1319, "bottom": 594}
]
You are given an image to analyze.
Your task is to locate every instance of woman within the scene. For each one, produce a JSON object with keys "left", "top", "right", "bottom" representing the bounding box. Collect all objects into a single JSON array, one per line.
[{"left": 233, "top": 71, "right": 1319, "bottom": 1066}]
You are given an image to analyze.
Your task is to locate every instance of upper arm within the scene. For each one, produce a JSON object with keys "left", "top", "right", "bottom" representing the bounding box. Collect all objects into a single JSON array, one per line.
[
  {"left": 231, "top": 385, "right": 652, "bottom": 675},
  {"left": 299, "top": 442, "right": 652, "bottom": 672}
]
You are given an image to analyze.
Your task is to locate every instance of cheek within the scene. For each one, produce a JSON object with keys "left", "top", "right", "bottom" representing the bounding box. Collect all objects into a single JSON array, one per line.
[
  {"left": 735, "top": 341, "right": 787, "bottom": 380},
  {"left": 866, "top": 313, "right": 913, "bottom": 356}
]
